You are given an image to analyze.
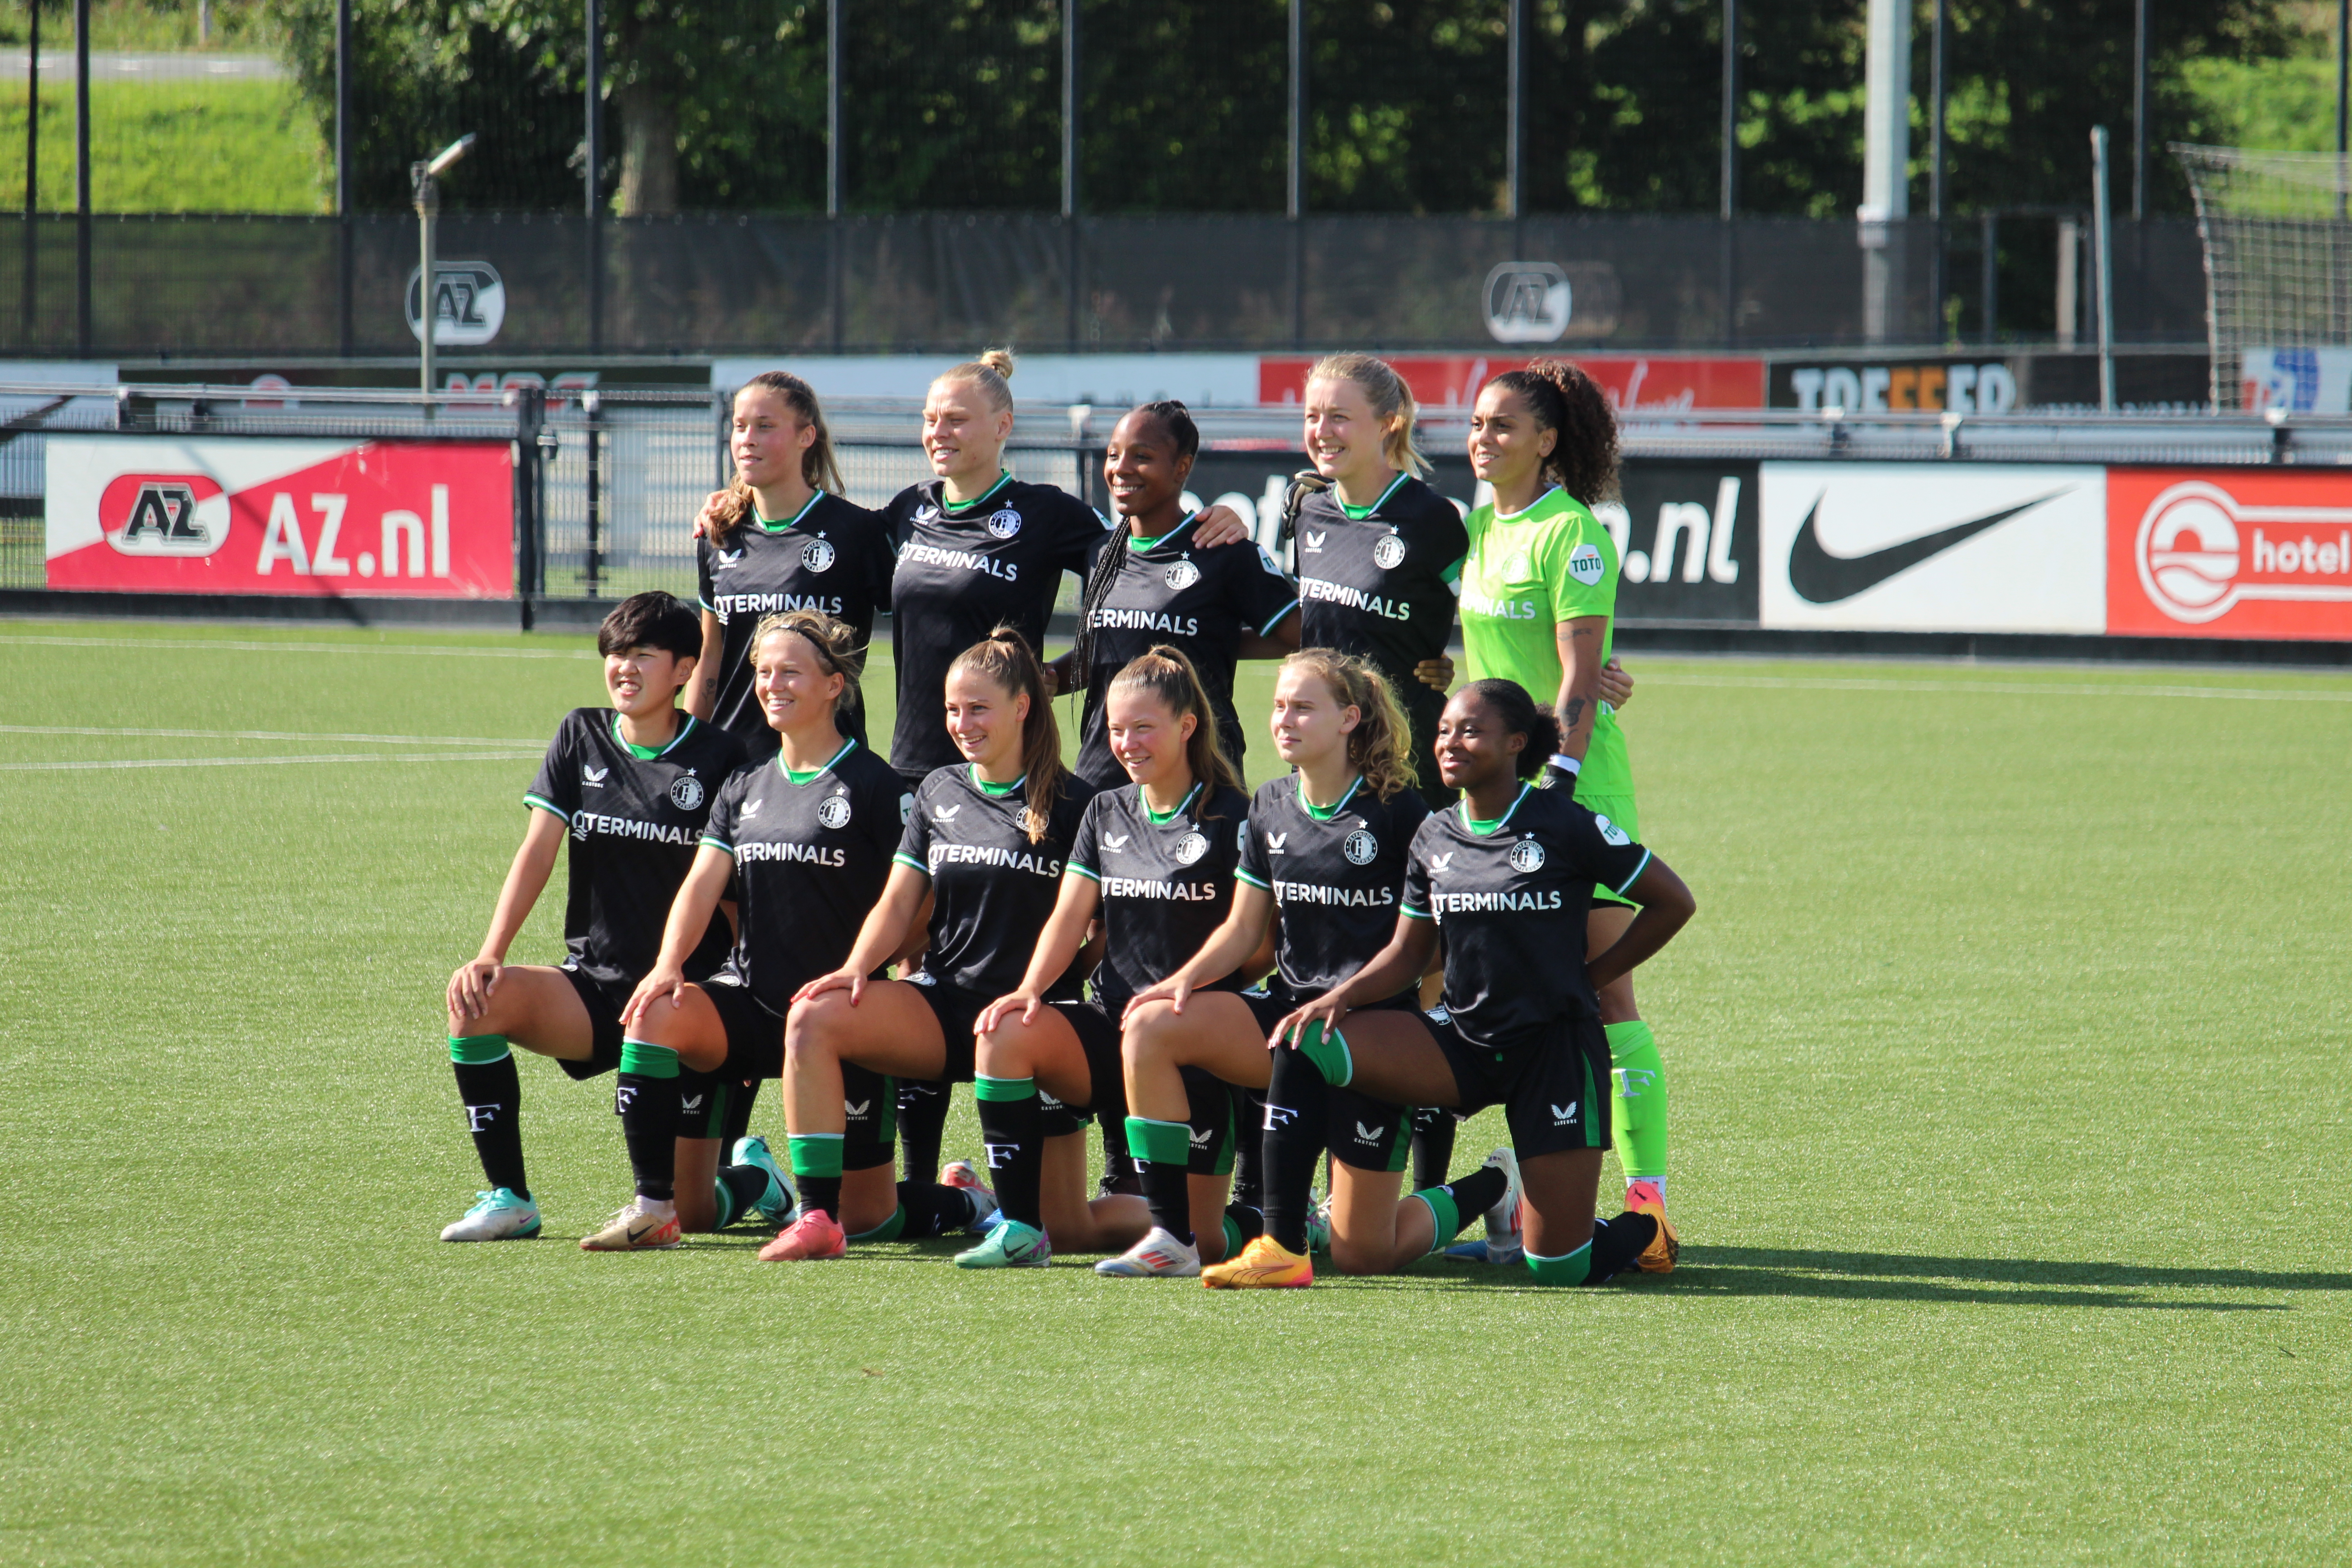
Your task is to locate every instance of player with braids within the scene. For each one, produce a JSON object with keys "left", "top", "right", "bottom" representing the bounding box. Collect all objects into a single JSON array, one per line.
[
  {"left": 963, "top": 647, "right": 1254, "bottom": 1274},
  {"left": 1270, "top": 676, "right": 1694, "bottom": 1287},
  {"left": 1053, "top": 398, "right": 1300, "bottom": 789},
  {"left": 1456, "top": 358, "right": 1675, "bottom": 1237},
  {"left": 1121, "top": 649, "right": 1522, "bottom": 1286},
  {"left": 615, "top": 611, "right": 913, "bottom": 1257},
  {"left": 779, "top": 627, "right": 1102, "bottom": 1247}
]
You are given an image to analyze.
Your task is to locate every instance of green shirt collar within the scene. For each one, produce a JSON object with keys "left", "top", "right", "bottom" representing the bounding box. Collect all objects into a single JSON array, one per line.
[
  {"left": 940, "top": 471, "right": 1014, "bottom": 516},
  {"left": 777, "top": 735, "right": 858, "bottom": 786},
  {"left": 971, "top": 765, "right": 1026, "bottom": 798},
  {"left": 753, "top": 490, "right": 826, "bottom": 533},
  {"left": 1127, "top": 513, "right": 1199, "bottom": 553},
  {"left": 1494, "top": 484, "right": 1564, "bottom": 524},
  {"left": 1143, "top": 780, "right": 1204, "bottom": 825},
  {"left": 612, "top": 711, "right": 693, "bottom": 761},
  {"left": 1337, "top": 472, "right": 1408, "bottom": 521},
  {"left": 1458, "top": 782, "right": 1533, "bottom": 836},
  {"left": 1298, "top": 773, "right": 1364, "bottom": 821}
]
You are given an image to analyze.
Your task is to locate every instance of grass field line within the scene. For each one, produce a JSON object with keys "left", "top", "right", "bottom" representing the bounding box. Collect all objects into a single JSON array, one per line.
[
  {"left": 0, "top": 750, "right": 542, "bottom": 772},
  {"left": 1643, "top": 672, "right": 2352, "bottom": 702},
  {"left": 0, "top": 634, "right": 595, "bottom": 661},
  {"left": 0, "top": 724, "right": 545, "bottom": 746}
]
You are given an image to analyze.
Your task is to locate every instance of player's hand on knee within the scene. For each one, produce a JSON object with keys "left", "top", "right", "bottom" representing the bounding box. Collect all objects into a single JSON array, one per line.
[
  {"left": 1122, "top": 975, "right": 1193, "bottom": 1022},
  {"left": 447, "top": 957, "right": 502, "bottom": 1022},
  {"left": 1269, "top": 997, "right": 1344, "bottom": 1053},
  {"left": 1414, "top": 654, "right": 1454, "bottom": 692},
  {"left": 975, "top": 989, "right": 1044, "bottom": 1034},
  {"left": 793, "top": 968, "right": 863, "bottom": 1007},
  {"left": 621, "top": 966, "right": 687, "bottom": 1029}
]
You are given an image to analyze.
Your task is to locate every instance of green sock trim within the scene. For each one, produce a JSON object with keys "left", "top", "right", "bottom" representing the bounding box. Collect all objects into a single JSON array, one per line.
[
  {"left": 714, "top": 1173, "right": 748, "bottom": 1228},
  {"left": 787, "top": 1133, "right": 845, "bottom": 1179},
  {"left": 618, "top": 1039, "right": 680, "bottom": 1079},
  {"left": 1524, "top": 1242, "right": 1594, "bottom": 1286},
  {"left": 848, "top": 1205, "right": 906, "bottom": 1243},
  {"left": 1411, "top": 1187, "right": 1463, "bottom": 1253},
  {"left": 1296, "top": 1021, "right": 1353, "bottom": 1088},
  {"left": 1222, "top": 1213, "right": 1243, "bottom": 1255},
  {"left": 1124, "top": 1116, "right": 1194, "bottom": 1167},
  {"left": 975, "top": 1074, "right": 1036, "bottom": 1103},
  {"left": 1604, "top": 1019, "right": 1669, "bottom": 1182},
  {"left": 448, "top": 1034, "right": 510, "bottom": 1065}
]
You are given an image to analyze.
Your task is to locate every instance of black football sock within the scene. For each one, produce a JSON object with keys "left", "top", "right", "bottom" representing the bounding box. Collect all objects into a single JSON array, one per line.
[
  {"left": 1438, "top": 1164, "right": 1509, "bottom": 1231},
  {"left": 615, "top": 1039, "right": 681, "bottom": 1202},
  {"left": 1222, "top": 1202, "right": 1264, "bottom": 1255},
  {"left": 897, "top": 1078, "right": 951, "bottom": 1187},
  {"left": 1409, "top": 1106, "right": 1457, "bottom": 1190},
  {"left": 975, "top": 1076, "right": 1043, "bottom": 1227},
  {"left": 1125, "top": 1116, "right": 1196, "bottom": 1246},
  {"left": 713, "top": 1163, "right": 770, "bottom": 1226},
  {"left": 1099, "top": 1124, "right": 1141, "bottom": 1196},
  {"left": 1583, "top": 1211, "right": 1659, "bottom": 1285},
  {"left": 720, "top": 1076, "right": 759, "bottom": 1149},
  {"left": 1262, "top": 1044, "right": 1331, "bottom": 1253},
  {"left": 840, "top": 1064, "right": 898, "bottom": 1175},
  {"left": 450, "top": 1039, "right": 528, "bottom": 1200},
  {"left": 1229, "top": 1086, "right": 1268, "bottom": 1211},
  {"left": 894, "top": 1180, "right": 979, "bottom": 1237}
]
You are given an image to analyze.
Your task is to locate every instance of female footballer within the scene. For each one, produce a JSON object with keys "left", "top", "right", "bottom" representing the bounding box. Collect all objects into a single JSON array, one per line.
[
  {"left": 1054, "top": 400, "right": 1299, "bottom": 790},
  {"left": 1119, "top": 650, "right": 1519, "bottom": 1286},
  {"left": 777, "top": 628, "right": 1105, "bottom": 1254},
  {"left": 436, "top": 592, "right": 752, "bottom": 1243},
  {"left": 614, "top": 611, "right": 918, "bottom": 1256},
  {"left": 965, "top": 647, "right": 1253, "bottom": 1274},
  {"left": 1458, "top": 361, "right": 1673, "bottom": 1222},
  {"left": 691, "top": 372, "right": 896, "bottom": 757},
  {"left": 1274, "top": 679, "right": 1693, "bottom": 1286}
]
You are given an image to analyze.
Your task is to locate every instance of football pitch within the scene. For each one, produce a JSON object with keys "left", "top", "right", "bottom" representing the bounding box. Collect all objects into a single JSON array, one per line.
[{"left": 4, "top": 617, "right": 2348, "bottom": 1566}]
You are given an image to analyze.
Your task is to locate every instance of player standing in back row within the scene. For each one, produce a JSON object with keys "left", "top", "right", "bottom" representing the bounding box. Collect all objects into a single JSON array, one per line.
[{"left": 1456, "top": 359, "right": 1674, "bottom": 1225}]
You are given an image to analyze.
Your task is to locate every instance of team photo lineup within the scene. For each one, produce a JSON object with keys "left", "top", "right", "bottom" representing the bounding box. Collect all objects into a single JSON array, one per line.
[{"left": 439, "top": 348, "right": 1694, "bottom": 1287}]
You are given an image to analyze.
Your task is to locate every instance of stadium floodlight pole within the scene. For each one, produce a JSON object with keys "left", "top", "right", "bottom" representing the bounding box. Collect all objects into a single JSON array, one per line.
[
  {"left": 1720, "top": 0, "right": 1736, "bottom": 220},
  {"left": 827, "top": 0, "right": 843, "bottom": 218},
  {"left": 75, "top": 0, "right": 89, "bottom": 354},
  {"left": 1506, "top": 0, "right": 1524, "bottom": 220},
  {"left": 2092, "top": 126, "right": 2116, "bottom": 413},
  {"left": 2132, "top": 0, "right": 2148, "bottom": 221},
  {"left": 414, "top": 134, "right": 476, "bottom": 410}
]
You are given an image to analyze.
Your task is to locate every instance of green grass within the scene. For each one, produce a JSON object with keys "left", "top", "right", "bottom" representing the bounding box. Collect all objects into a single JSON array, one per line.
[
  {"left": 3, "top": 617, "right": 2349, "bottom": 1565},
  {"left": 0, "top": 78, "right": 328, "bottom": 214}
]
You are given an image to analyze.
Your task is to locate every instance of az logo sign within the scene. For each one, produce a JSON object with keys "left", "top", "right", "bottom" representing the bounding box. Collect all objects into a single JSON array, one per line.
[{"left": 99, "top": 474, "right": 229, "bottom": 557}]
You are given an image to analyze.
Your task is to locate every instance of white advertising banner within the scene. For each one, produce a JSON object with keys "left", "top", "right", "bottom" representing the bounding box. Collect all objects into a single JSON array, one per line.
[{"left": 1758, "top": 463, "right": 2108, "bottom": 633}]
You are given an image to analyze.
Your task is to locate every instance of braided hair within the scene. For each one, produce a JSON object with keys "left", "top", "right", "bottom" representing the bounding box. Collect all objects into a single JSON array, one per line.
[{"left": 1069, "top": 401, "right": 1200, "bottom": 691}]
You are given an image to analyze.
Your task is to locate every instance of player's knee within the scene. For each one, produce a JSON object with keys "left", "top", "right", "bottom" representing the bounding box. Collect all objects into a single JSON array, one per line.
[
  {"left": 1121, "top": 1002, "right": 1178, "bottom": 1064},
  {"left": 1329, "top": 1240, "right": 1386, "bottom": 1277},
  {"left": 974, "top": 1024, "right": 1025, "bottom": 1079},
  {"left": 782, "top": 997, "right": 842, "bottom": 1065}
]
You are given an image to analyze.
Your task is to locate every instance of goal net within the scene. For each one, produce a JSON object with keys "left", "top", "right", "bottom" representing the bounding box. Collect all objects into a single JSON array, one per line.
[{"left": 2176, "top": 142, "right": 2352, "bottom": 410}]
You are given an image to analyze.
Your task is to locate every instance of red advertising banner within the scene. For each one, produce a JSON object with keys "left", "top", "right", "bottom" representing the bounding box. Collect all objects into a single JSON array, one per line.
[
  {"left": 45, "top": 437, "right": 514, "bottom": 598},
  {"left": 1257, "top": 354, "right": 1765, "bottom": 413},
  {"left": 2108, "top": 468, "right": 2352, "bottom": 641}
]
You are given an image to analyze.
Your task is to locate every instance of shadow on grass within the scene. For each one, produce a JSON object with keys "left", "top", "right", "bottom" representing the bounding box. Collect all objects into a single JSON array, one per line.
[{"left": 1685, "top": 1247, "right": 2352, "bottom": 1294}]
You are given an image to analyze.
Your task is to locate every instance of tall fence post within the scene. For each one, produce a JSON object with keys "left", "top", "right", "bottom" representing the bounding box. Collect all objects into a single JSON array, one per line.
[
  {"left": 827, "top": 0, "right": 845, "bottom": 352},
  {"left": 74, "top": 0, "right": 90, "bottom": 355},
  {"left": 585, "top": 0, "right": 603, "bottom": 354},
  {"left": 21, "top": 0, "right": 36, "bottom": 340},
  {"left": 510, "top": 385, "right": 546, "bottom": 628},
  {"left": 583, "top": 390, "right": 604, "bottom": 598},
  {"left": 1287, "top": 0, "right": 1306, "bottom": 349},
  {"left": 336, "top": 0, "right": 352, "bottom": 356}
]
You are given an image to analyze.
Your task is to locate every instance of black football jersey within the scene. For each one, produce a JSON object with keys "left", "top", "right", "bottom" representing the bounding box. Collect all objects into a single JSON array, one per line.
[
  {"left": 882, "top": 474, "right": 1109, "bottom": 782},
  {"left": 1401, "top": 784, "right": 1652, "bottom": 1049},
  {"left": 524, "top": 709, "right": 746, "bottom": 987},
  {"left": 1074, "top": 515, "right": 1300, "bottom": 789},
  {"left": 696, "top": 491, "right": 897, "bottom": 755},
  {"left": 697, "top": 739, "right": 911, "bottom": 1013},
  {"left": 1067, "top": 781, "right": 1253, "bottom": 1011},
  {"left": 895, "top": 764, "right": 1099, "bottom": 999},
  {"left": 1293, "top": 475, "right": 1469, "bottom": 772},
  {"left": 1236, "top": 773, "right": 1431, "bottom": 1002}
]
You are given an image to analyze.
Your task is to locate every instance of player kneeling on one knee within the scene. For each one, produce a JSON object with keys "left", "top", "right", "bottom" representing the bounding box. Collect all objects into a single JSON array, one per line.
[{"left": 1272, "top": 677, "right": 1695, "bottom": 1286}]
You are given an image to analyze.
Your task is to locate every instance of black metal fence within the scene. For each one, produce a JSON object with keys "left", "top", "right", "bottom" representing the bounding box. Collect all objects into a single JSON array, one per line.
[{"left": 0, "top": 211, "right": 2207, "bottom": 360}]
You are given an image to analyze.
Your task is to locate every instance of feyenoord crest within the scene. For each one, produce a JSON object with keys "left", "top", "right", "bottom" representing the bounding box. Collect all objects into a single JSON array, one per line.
[
  {"left": 1343, "top": 829, "right": 1379, "bottom": 865},
  {"left": 801, "top": 537, "right": 837, "bottom": 573},
  {"left": 1173, "top": 830, "right": 1209, "bottom": 866},
  {"left": 1016, "top": 805, "right": 1044, "bottom": 835},
  {"left": 817, "top": 794, "right": 853, "bottom": 829},
  {"left": 1372, "top": 534, "right": 1407, "bottom": 570},
  {"left": 987, "top": 509, "right": 1024, "bottom": 539},
  {"left": 1164, "top": 559, "right": 1202, "bottom": 592},
  {"left": 1568, "top": 542, "right": 1606, "bottom": 586},
  {"left": 669, "top": 775, "right": 706, "bottom": 810},
  {"left": 1503, "top": 550, "right": 1534, "bottom": 581},
  {"left": 1509, "top": 838, "right": 1547, "bottom": 872}
]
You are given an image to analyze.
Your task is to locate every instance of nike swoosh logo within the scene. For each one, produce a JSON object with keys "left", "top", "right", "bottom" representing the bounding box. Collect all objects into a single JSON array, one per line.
[{"left": 1787, "top": 489, "right": 2070, "bottom": 603}]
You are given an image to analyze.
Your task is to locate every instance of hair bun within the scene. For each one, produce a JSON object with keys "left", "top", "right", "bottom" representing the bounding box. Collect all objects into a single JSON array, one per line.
[{"left": 979, "top": 348, "right": 1016, "bottom": 379}]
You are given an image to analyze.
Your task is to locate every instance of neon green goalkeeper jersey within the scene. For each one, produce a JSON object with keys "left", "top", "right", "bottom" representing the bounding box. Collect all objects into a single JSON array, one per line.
[{"left": 1457, "top": 484, "right": 1632, "bottom": 799}]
